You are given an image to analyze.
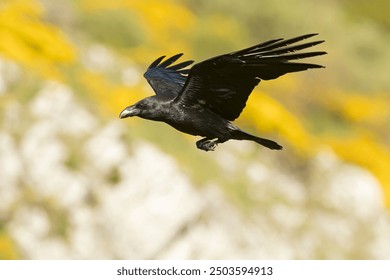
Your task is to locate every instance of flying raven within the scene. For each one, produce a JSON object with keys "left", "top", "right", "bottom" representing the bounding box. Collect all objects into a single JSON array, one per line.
[{"left": 120, "top": 34, "right": 326, "bottom": 151}]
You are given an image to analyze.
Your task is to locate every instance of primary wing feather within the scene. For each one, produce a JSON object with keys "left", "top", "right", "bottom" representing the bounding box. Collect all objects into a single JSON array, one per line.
[
  {"left": 144, "top": 54, "right": 194, "bottom": 97},
  {"left": 174, "top": 34, "right": 326, "bottom": 121}
]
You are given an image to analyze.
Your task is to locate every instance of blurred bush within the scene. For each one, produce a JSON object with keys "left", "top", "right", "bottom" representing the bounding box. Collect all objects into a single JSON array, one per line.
[
  {"left": 1, "top": 0, "right": 390, "bottom": 259},
  {"left": 0, "top": 0, "right": 75, "bottom": 79}
]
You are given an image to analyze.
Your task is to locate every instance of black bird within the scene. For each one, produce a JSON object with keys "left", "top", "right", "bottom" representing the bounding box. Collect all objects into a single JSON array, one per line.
[{"left": 120, "top": 34, "right": 326, "bottom": 151}]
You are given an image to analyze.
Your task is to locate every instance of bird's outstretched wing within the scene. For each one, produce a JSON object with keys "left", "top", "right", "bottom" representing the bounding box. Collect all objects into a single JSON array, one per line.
[
  {"left": 174, "top": 33, "right": 326, "bottom": 121},
  {"left": 144, "top": 53, "right": 194, "bottom": 97}
]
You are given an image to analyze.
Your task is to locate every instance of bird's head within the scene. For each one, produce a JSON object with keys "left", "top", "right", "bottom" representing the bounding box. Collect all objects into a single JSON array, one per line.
[{"left": 119, "top": 97, "right": 162, "bottom": 121}]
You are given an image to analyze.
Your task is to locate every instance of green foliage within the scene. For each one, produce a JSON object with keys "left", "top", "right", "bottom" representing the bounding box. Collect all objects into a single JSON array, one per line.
[
  {"left": 77, "top": 9, "right": 145, "bottom": 49},
  {"left": 342, "top": 0, "right": 390, "bottom": 30}
]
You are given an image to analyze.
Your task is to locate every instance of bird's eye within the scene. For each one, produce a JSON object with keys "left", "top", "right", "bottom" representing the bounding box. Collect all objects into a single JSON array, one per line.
[{"left": 137, "top": 103, "right": 146, "bottom": 110}]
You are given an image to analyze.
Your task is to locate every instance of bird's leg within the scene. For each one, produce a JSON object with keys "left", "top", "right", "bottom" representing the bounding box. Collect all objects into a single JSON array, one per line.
[{"left": 196, "top": 138, "right": 219, "bottom": 152}]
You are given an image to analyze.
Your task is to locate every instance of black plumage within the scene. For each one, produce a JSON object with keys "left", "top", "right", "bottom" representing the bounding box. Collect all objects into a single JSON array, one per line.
[{"left": 120, "top": 34, "right": 326, "bottom": 151}]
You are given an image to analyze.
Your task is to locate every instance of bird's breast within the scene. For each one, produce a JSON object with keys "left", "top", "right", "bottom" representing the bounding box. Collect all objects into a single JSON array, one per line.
[{"left": 165, "top": 105, "right": 230, "bottom": 138}]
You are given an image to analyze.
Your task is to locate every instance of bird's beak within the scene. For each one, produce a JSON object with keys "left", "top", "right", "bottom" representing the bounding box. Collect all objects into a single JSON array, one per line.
[{"left": 119, "top": 106, "right": 138, "bottom": 119}]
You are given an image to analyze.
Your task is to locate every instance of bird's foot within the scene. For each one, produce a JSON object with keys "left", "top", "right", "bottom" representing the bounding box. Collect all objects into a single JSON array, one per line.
[
  {"left": 203, "top": 140, "right": 218, "bottom": 151},
  {"left": 196, "top": 139, "right": 218, "bottom": 152}
]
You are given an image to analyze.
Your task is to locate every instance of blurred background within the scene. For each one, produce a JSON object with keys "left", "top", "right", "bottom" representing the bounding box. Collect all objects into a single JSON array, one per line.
[{"left": 0, "top": 0, "right": 390, "bottom": 259}]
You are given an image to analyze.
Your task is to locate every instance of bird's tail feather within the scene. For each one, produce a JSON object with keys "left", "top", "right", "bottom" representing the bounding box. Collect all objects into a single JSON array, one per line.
[
  {"left": 253, "top": 137, "right": 283, "bottom": 150},
  {"left": 231, "top": 130, "right": 283, "bottom": 150}
]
